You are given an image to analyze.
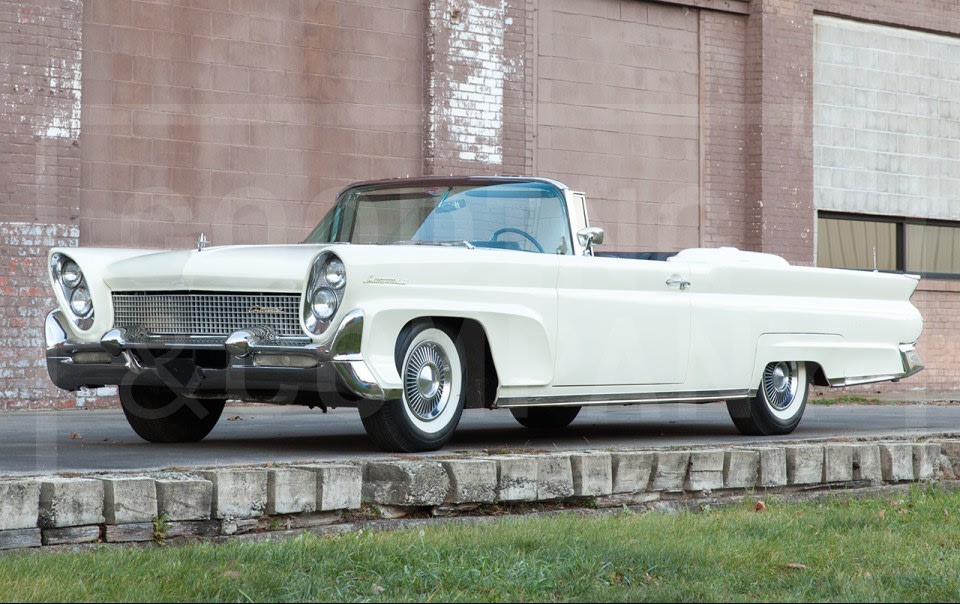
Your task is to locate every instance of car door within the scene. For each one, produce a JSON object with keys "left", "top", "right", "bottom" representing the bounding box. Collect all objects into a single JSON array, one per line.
[{"left": 553, "top": 255, "right": 692, "bottom": 386}]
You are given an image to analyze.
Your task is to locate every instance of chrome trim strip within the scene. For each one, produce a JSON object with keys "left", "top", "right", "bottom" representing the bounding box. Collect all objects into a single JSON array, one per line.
[{"left": 495, "top": 388, "right": 754, "bottom": 408}]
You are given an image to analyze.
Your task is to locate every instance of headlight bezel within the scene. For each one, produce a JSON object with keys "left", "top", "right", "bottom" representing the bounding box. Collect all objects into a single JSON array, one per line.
[
  {"left": 50, "top": 252, "right": 95, "bottom": 330},
  {"left": 303, "top": 252, "right": 347, "bottom": 335}
]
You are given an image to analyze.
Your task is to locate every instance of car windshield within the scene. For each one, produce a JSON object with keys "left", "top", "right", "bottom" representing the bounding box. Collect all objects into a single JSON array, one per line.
[{"left": 304, "top": 181, "right": 572, "bottom": 254}]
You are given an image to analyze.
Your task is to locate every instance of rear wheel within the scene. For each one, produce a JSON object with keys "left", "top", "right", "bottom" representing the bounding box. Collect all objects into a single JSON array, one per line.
[
  {"left": 727, "top": 361, "right": 808, "bottom": 436},
  {"left": 360, "top": 323, "right": 467, "bottom": 452},
  {"left": 119, "top": 385, "right": 225, "bottom": 443},
  {"left": 510, "top": 406, "right": 581, "bottom": 430}
]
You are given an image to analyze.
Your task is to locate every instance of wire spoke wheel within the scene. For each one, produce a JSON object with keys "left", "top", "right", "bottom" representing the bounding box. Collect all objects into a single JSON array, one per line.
[
  {"left": 403, "top": 341, "right": 452, "bottom": 422},
  {"left": 762, "top": 361, "right": 799, "bottom": 411}
]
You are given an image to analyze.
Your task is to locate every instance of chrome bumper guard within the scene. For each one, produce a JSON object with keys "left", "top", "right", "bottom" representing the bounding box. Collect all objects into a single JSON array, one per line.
[{"left": 44, "top": 308, "right": 395, "bottom": 402}]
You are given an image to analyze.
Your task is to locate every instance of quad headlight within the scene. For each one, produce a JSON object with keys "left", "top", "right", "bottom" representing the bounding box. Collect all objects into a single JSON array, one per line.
[
  {"left": 50, "top": 253, "right": 95, "bottom": 329},
  {"left": 303, "top": 253, "right": 347, "bottom": 334}
]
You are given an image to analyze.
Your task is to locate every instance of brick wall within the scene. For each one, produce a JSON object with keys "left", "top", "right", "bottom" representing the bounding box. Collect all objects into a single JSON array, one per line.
[
  {"left": 0, "top": 1, "right": 86, "bottom": 409},
  {"left": 424, "top": 0, "right": 532, "bottom": 176},
  {"left": 745, "top": 0, "right": 815, "bottom": 264},
  {"left": 537, "top": 0, "right": 701, "bottom": 252},
  {"left": 80, "top": 0, "right": 424, "bottom": 250},
  {"left": 700, "top": 10, "right": 749, "bottom": 249}
]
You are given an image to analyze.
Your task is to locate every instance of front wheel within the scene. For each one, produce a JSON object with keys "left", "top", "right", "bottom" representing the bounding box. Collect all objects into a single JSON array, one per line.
[
  {"left": 727, "top": 361, "right": 809, "bottom": 436},
  {"left": 119, "top": 385, "right": 225, "bottom": 443},
  {"left": 360, "top": 323, "right": 467, "bottom": 452}
]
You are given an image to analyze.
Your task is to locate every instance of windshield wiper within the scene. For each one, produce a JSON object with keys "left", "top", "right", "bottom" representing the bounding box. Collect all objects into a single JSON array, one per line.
[{"left": 390, "top": 240, "right": 475, "bottom": 249}]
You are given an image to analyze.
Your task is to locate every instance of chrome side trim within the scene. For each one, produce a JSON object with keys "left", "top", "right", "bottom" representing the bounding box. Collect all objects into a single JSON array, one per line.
[{"left": 495, "top": 388, "right": 754, "bottom": 408}]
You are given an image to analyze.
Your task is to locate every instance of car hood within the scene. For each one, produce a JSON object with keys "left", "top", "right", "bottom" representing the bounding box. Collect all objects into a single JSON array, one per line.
[{"left": 103, "top": 244, "right": 329, "bottom": 293}]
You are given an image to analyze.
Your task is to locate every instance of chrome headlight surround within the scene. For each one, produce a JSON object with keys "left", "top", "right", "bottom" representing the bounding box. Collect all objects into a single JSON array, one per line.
[
  {"left": 303, "top": 252, "right": 347, "bottom": 335},
  {"left": 50, "top": 252, "right": 95, "bottom": 330}
]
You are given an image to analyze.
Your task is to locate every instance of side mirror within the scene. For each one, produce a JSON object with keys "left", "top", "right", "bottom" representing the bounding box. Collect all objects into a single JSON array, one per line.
[{"left": 577, "top": 227, "right": 604, "bottom": 256}]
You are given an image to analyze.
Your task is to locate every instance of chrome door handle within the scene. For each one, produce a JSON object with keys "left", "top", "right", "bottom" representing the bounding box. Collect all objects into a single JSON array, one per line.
[{"left": 666, "top": 278, "right": 691, "bottom": 290}]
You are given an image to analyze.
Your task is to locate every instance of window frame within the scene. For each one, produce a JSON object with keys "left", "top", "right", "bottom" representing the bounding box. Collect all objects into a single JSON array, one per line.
[{"left": 817, "top": 211, "right": 960, "bottom": 280}]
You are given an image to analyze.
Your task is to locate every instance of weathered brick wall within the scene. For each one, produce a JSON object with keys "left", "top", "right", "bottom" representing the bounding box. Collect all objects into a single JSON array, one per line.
[
  {"left": 744, "top": 0, "right": 815, "bottom": 264},
  {"left": 700, "top": 10, "right": 749, "bottom": 249},
  {"left": 0, "top": 1, "right": 86, "bottom": 409},
  {"left": 81, "top": 0, "right": 424, "bottom": 249},
  {"left": 424, "top": 0, "right": 532, "bottom": 176}
]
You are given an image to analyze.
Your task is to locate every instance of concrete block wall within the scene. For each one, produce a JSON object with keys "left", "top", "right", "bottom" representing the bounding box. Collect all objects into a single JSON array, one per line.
[{"left": 1, "top": 440, "right": 954, "bottom": 551}]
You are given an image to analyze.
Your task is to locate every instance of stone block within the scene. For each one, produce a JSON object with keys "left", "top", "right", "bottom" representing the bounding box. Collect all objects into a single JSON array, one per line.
[
  {"left": 651, "top": 451, "right": 689, "bottom": 491},
  {"left": 938, "top": 439, "right": 960, "bottom": 466},
  {"left": 0, "top": 480, "right": 39, "bottom": 530},
  {"left": 852, "top": 444, "right": 882, "bottom": 483},
  {"left": 39, "top": 478, "right": 104, "bottom": 528},
  {"left": 611, "top": 452, "right": 654, "bottom": 494},
  {"left": 536, "top": 454, "right": 574, "bottom": 501},
  {"left": 495, "top": 456, "right": 538, "bottom": 501},
  {"left": 156, "top": 479, "right": 213, "bottom": 521},
  {"left": 785, "top": 445, "right": 824, "bottom": 485},
  {"left": 823, "top": 444, "right": 854, "bottom": 483},
  {"left": 363, "top": 461, "right": 449, "bottom": 506},
  {"left": 723, "top": 450, "right": 759, "bottom": 489},
  {"left": 295, "top": 464, "right": 363, "bottom": 511},
  {"left": 757, "top": 447, "right": 787, "bottom": 487},
  {"left": 685, "top": 450, "right": 725, "bottom": 492},
  {"left": 879, "top": 443, "right": 914, "bottom": 482},
  {"left": 317, "top": 465, "right": 362, "bottom": 511},
  {"left": 101, "top": 477, "right": 157, "bottom": 524},
  {"left": 914, "top": 443, "right": 941, "bottom": 481},
  {"left": 202, "top": 470, "right": 269, "bottom": 519},
  {"left": 570, "top": 453, "right": 612, "bottom": 497},
  {"left": 267, "top": 469, "right": 316, "bottom": 515},
  {"left": 442, "top": 459, "right": 498, "bottom": 503}
]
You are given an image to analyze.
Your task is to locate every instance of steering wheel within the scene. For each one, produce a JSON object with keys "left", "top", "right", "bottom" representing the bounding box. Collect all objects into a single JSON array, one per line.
[{"left": 491, "top": 227, "right": 544, "bottom": 253}]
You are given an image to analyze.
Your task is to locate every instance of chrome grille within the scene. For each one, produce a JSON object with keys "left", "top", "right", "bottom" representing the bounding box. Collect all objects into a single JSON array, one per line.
[{"left": 112, "top": 292, "right": 303, "bottom": 338}]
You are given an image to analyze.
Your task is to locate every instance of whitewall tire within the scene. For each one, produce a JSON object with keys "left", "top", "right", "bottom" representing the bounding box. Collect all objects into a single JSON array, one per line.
[
  {"left": 361, "top": 323, "right": 467, "bottom": 452},
  {"left": 727, "top": 361, "right": 809, "bottom": 436}
]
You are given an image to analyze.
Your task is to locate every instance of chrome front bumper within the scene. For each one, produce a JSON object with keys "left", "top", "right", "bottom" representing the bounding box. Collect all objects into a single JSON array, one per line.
[{"left": 44, "top": 308, "right": 395, "bottom": 404}]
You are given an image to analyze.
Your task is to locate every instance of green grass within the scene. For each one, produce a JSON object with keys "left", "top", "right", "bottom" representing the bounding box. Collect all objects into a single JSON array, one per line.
[
  {"left": 811, "top": 394, "right": 886, "bottom": 405},
  {"left": 4, "top": 486, "right": 960, "bottom": 602}
]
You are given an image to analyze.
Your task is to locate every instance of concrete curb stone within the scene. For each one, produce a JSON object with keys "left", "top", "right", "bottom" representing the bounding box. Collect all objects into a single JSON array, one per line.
[
  {"left": 611, "top": 451, "right": 654, "bottom": 494},
  {"left": 202, "top": 470, "right": 269, "bottom": 519},
  {"left": 0, "top": 480, "right": 39, "bottom": 531},
  {"left": 38, "top": 478, "right": 104, "bottom": 528},
  {"left": 723, "top": 450, "right": 759, "bottom": 489},
  {"left": 442, "top": 459, "right": 498, "bottom": 503},
  {"left": 363, "top": 461, "right": 450, "bottom": 506},
  {"left": 267, "top": 469, "right": 316, "bottom": 515},
  {"left": 156, "top": 479, "right": 213, "bottom": 521},
  {"left": 101, "top": 477, "right": 157, "bottom": 524},
  {"left": 570, "top": 453, "right": 612, "bottom": 497}
]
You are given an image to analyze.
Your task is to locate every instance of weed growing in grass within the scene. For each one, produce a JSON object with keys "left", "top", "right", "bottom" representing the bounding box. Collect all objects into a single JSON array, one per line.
[{"left": 152, "top": 513, "right": 170, "bottom": 546}]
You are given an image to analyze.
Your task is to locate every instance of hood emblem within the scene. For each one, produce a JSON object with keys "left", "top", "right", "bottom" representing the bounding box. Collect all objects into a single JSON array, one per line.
[{"left": 197, "top": 232, "right": 209, "bottom": 252}]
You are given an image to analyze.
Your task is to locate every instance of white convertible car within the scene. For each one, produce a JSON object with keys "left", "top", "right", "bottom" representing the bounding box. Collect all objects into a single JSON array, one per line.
[{"left": 45, "top": 177, "right": 924, "bottom": 451}]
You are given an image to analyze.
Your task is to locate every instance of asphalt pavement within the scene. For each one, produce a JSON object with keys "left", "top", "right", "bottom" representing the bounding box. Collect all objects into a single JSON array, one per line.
[{"left": 3, "top": 402, "right": 959, "bottom": 476}]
